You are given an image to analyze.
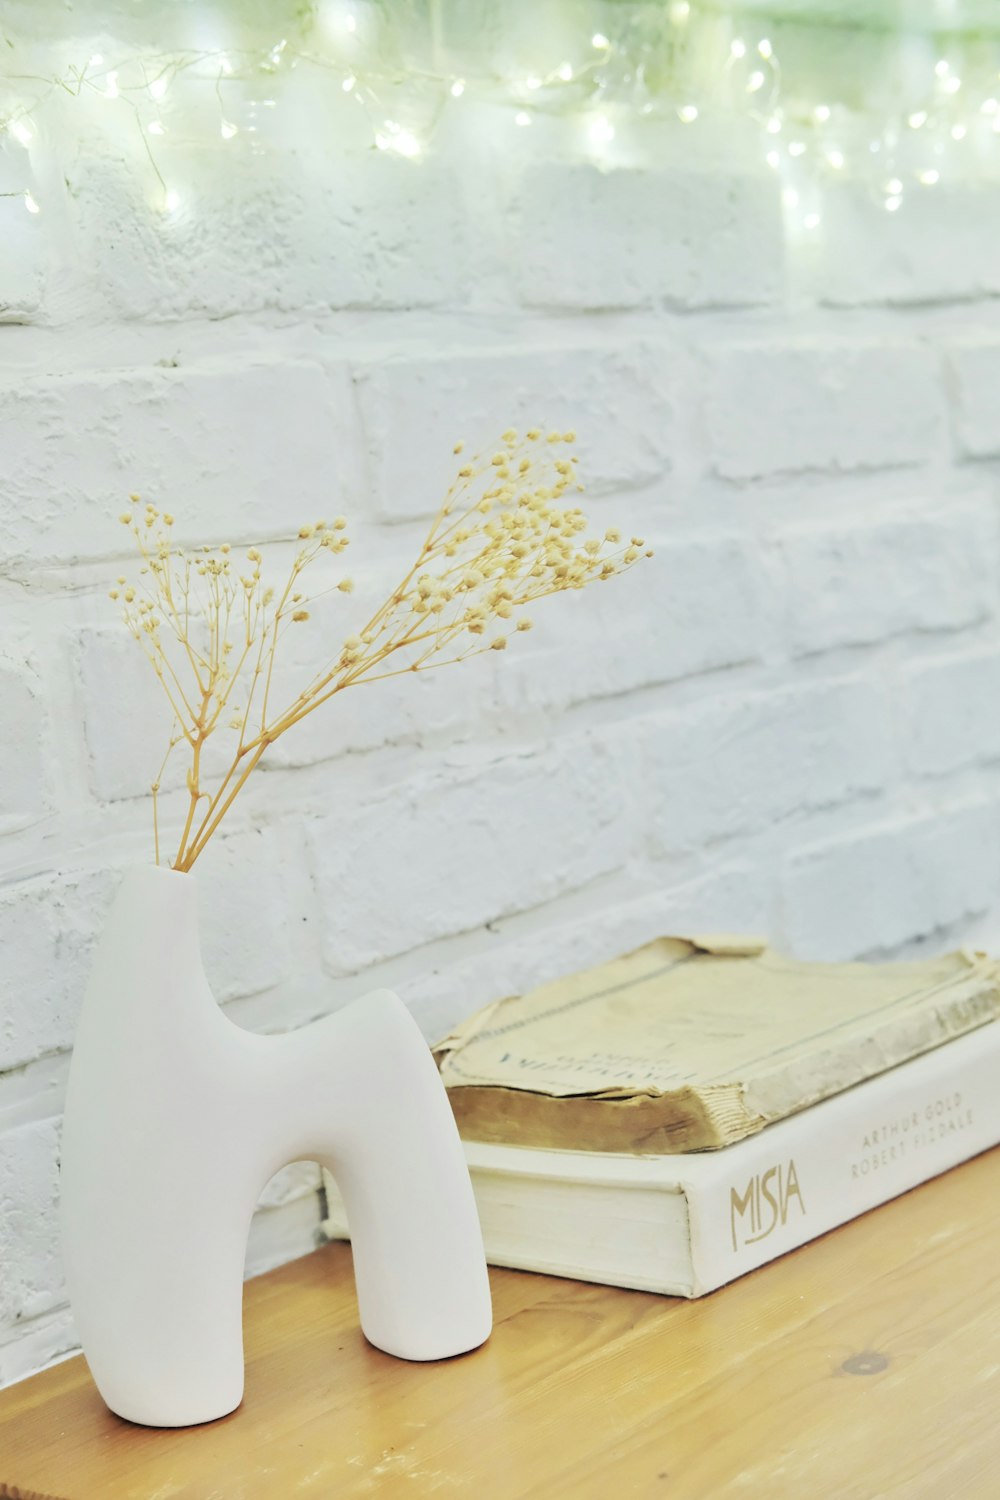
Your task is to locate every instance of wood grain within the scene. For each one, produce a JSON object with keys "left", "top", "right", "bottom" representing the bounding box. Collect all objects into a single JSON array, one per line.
[{"left": 3, "top": 1147, "right": 1000, "bottom": 1499}]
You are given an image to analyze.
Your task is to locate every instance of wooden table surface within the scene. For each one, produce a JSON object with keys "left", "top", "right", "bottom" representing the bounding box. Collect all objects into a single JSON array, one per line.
[{"left": 3, "top": 1147, "right": 1000, "bottom": 1500}]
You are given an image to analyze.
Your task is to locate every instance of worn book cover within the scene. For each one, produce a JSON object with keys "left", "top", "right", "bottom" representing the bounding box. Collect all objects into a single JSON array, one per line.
[{"left": 431, "top": 936, "right": 1000, "bottom": 1153}]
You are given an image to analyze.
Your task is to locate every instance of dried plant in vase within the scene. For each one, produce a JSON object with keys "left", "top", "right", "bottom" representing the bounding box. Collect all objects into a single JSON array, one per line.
[
  {"left": 109, "top": 427, "right": 651, "bottom": 871},
  {"left": 60, "top": 426, "right": 651, "bottom": 1432}
]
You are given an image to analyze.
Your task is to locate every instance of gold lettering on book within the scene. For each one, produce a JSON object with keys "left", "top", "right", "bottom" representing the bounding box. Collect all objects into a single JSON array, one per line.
[
  {"left": 730, "top": 1159, "right": 806, "bottom": 1252},
  {"left": 850, "top": 1091, "right": 975, "bottom": 1178}
]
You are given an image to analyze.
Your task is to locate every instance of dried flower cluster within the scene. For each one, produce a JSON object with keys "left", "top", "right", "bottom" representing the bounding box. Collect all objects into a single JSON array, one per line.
[{"left": 112, "top": 428, "right": 651, "bottom": 871}]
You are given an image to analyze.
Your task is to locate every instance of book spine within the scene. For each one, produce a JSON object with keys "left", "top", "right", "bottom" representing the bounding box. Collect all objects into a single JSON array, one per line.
[{"left": 685, "top": 1025, "right": 1000, "bottom": 1296}]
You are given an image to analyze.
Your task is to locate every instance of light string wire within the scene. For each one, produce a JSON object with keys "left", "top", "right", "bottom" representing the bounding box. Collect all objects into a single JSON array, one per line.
[{"left": 4, "top": 8, "right": 1000, "bottom": 230}]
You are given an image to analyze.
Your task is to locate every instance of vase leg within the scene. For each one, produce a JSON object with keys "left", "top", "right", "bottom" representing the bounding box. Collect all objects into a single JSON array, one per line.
[
  {"left": 312, "top": 994, "right": 493, "bottom": 1362},
  {"left": 63, "top": 1170, "right": 249, "bottom": 1427}
]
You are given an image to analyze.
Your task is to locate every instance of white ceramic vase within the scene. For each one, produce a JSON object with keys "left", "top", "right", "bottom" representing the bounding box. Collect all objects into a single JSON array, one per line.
[{"left": 60, "top": 866, "right": 492, "bottom": 1428}]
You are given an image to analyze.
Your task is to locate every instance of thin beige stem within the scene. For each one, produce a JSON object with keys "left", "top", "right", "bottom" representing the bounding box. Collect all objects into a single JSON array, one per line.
[{"left": 179, "top": 741, "right": 268, "bottom": 871}]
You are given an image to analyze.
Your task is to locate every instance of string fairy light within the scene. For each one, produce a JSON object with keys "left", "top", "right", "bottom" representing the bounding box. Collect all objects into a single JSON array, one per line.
[{"left": 4, "top": 3, "right": 1000, "bottom": 230}]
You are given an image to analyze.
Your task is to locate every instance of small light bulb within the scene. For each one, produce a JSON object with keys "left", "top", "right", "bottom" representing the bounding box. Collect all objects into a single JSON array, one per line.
[
  {"left": 934, "top": 59, "right": 950, "bottom": 77},
  {"left": 758, "top": 38, "right": 773, "bottom": 59},
  {"left": 345, "top": 13, "right": 357, "bottom": 32},
  {"left": 9, "top": 120, "right": 33, "bottom": 146},
  {"left": 149, "top": 76, "right": 169, "bottom": 101},
  {"left": 788, "top": 140, "right": 806, "bottom": 156},
  {"left": 375, "top": 122, "right": 420, "bottom": 157},
  {"left": 730, "top": 39, "right": 747, "bottom": 59},
  {"left": 908, "top": 110, "right": 927, "bottom": 128},
  {"left": 766, "top": 115, "right": 781, "bottom": 134},
  {"left": 557, "top": 62, "right": 573, "bottom": 82},
  {"left": 164, "top": 189, "right": 181, "bottom": 213},
  {"left": 591, "top": 32, "right": 610, "bottom": 49},
  {"left": 782, "top": 188, "right": 799, "bottom": 208},
  {"left": 450, "top": 78, "right": 465, "bottom": 97},
  {"left": 590, "top": 114, "right": 615, "bottom": 144},
  {"left": 766, "top": 150, "right": 780, "bottom": 169},
  {"left": 525, "top": 76, "right": 541, "bottom": 90},
  {"left": 952, "top": 123, "right": 967, "bottom": 139},
  {"left": 813, "top": 104, "right": 831, "bottom": 122},
  {"left": 747, "top": 70, "right": 765, "bottom": 93},
  {"left": 678, "top": 104, "right": 698, "bottom": 123},
  {"left": 342, "top": 74, "right": 356, "bottom": 92},
  {"left": 669, "top": 0, "right": 691, "bottom": 22},
  {"left": 885, "top": 195, "right": 902, "bottom": 211},
  {"left": 918, "top": 168, "right": 940, "bottom": 185},
  {"left": 515, "top": 110, "right": 531, "bottom": 127},
  {"left": 220, "top": 120, "right": 238, "bottom": 139},
  {"left": 982, "top": 98, "right": 999, "bottom": 114},
  {"left": 942, "top": 76, "right": 961, "bottom": 95},
  {"left": 89, "top": 53, "right": 104, "bottom": 68},
  {"left": 826, "top": 149, "right": 845, "bottom": 169},
  {"left": 219, "top": 56, "right": 233, "bottom": 76},
  {"left": 104, "top": 71, "right": 119, "bottom": 99},
  {"left": 886, "top": 177, "right": 903, "bottom": 194},
  {"left": 804, "top": 212, "right": 820, "bottom": 229},
  {"left": 148, "top": 121, "right": 165, "bottom": 136},
  {"left": 23, "top": 191, "right": 40, "bottom": 214}
]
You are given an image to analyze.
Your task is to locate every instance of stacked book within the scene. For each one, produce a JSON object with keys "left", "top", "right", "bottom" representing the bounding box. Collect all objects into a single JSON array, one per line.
[{"left": 323, "top": 935, "right": 1000, "bottom": 1297}]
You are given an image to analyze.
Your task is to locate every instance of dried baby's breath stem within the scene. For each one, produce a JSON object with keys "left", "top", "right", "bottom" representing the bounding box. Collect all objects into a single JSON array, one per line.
[{"left": 110, "top": 430, "right": 652, "bottom": 872}]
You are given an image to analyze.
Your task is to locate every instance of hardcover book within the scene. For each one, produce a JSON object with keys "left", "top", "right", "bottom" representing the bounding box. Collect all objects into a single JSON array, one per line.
[
  {"left": 430, "top": 936, "right": 1000, "bottom": 1153},
  {"left": 322, "top": 1024, "right": 1000, "bottom": 1297}
]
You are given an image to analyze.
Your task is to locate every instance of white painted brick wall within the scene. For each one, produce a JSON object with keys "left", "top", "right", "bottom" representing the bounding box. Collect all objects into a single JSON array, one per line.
[
  {"left": 814, "top": 183, "right": 1000, "bottom": 306},
  {"left": 705, "top": 342, "right": 945, "bottom": 480},
  {"left": 513, "top": 164, "right": 784, "bottom": 309},
  {"left": 778, "top": 502, "right": 998, "bottom": 656},
  {"left": 5, "top": 23, "right": 1000, "bottom": 1392},
  {"left": 356, "top": 343, "right": 674, "bottom": 522}
]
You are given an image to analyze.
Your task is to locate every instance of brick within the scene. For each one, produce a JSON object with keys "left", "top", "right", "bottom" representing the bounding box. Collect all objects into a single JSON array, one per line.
[
  {"left": 706, "top": 342, "right": 943, "bottom": 480},
  {"left": 0, "top": 360, "right": 360, "bottom": 564},
  {"left": 189, "top": 827, "right": 297, "bottom": 1004},
  {"left": 0, "top": 659, "right": 51, "bottom": 829},
  {"left": 355, "top": 344, "right": 673, "bottom": 523},
  {"left": 77, "top": 628, "right": 180, "bottom": 803},
  {"left": 256, "top": 1161, "right": 322, "bottom": 1210},
  {"left": 310, "top": 733, "right": 636, "bottom": 974},
  {"left": 266, "top": 532, "right": 735, "bottom": 775},
  {"left": 245, "top": 1193, "right": 325, "bottom": 1281},
  {"left": 900, "top": 650, "right": 1000, "bottom": 778},
  {"left": 781, "top": 801, "right": 1000, "bottom": 959},
  {"left": 779, "top": 503, "right": 997, "bottom": 657},
  {"left": 513, "top": 164, "right": 783, "bottom": 309},
  {"left": 69, "top": 150, "right": 471, "bottom": 320},
  {"left": 815, "top": 182, "right": 1000, "bottom": 306},
  {"left": 399, "top": 863, "right": 768, "bottom": 1044},
  {"left": 947, "top": 340, "right": 1000, "bottom": 459},
  {"left": 0, "top": 191, "right": 44, "bottom": 323},
  {"left": 79, "top": 555, "right": 487, "bottom": 787},
  {"left": 642, "top": 678, "right": 891, "bottom": 856},
  {"left": 497, "top": 534, "right": 765, "bottom": 717},
  {"left": 226, "top": 548, "right": 491, "bottom": 772},
  {"left": 264, "top": 640, "right": 489, "bottom": 771},
  {"left": 0, "top": 870, "right": 116, "bottom": 1073},
  {"left": 0, "top": 1119, "right": 64, "bottom": 1331},
  {"left": 0, "top": 1305, "right": 78, "bottom": 1389}
]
